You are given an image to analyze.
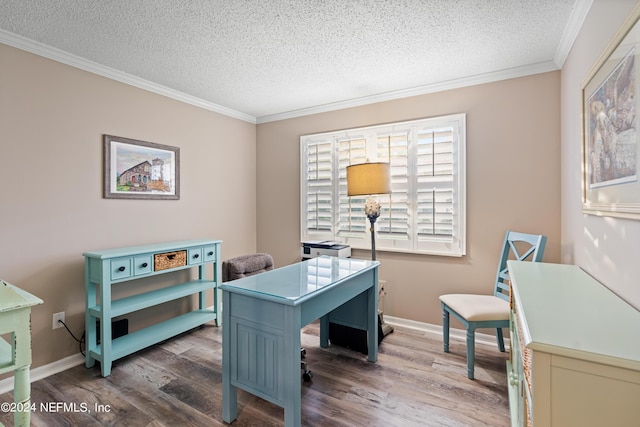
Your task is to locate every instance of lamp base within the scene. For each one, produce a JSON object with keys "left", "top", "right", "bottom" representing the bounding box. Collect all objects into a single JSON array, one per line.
[
  {"left": 379, "top": 309, "right": 394, "bottom": 336},
  {"left": 381, "top": 322, "right": 394, "bottom": 336}
]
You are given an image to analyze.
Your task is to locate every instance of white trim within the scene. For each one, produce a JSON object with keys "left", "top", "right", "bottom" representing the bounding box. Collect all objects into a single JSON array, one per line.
[
  {"left": 0, "top": 353, "right": 84, "bottom": 394},
  {"left": 257, "top": 62, "right": 558, "bottom": 123},
  {"left": 0, "top": 29, "right": 559, "bottom": 126},
  {"left": 301, "top": 115, "right": 466, "bottom": 257},
  {"left": 384, "top": 315, "right": 511, "bottom": 350},
  {"left": 1, "top": 15, "right": 588, "bottom": 126},
  {"left": 0, "top": 30, "right": 257, "bottom": 124},
  {"left": 554, "top": 0, "right": 593, "bottom": 68}
]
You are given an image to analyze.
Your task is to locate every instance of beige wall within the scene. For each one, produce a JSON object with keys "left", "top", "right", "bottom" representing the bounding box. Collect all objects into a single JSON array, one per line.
[
  {"left": 561, "top": 0, "right": 640, "bottom": 310},
  {"left": 0, "top": 43, "right": 258, "bottom": 372},
  {"left": 256, "top": 72, "right": 562, "bottom": 327}
]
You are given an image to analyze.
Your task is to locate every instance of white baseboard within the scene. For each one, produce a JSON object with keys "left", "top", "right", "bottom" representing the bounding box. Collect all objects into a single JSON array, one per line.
[
  {"left": 0, "top": 353, "right": 85, "bottom": 395},
  {"left": 384, "top": 315, "right": 510, "bottom": 349},
  {"left": 0, "top": 317, "right": 508, "bottom": 394}
]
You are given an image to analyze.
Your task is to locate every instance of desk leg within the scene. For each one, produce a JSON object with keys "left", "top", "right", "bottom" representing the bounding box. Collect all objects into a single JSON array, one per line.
[
  {"left": 221, "top": 291, "right": 237, "bottom": 423},
  {"left": 319, "top": 315, "right": 329, "bottom": 348},
  {"left": 13, "top": 365, "right": 30, "bottom": 427},
  {"left": 367, "top": 281, "right": 378, "bottom": 363},
  {"left": 214, "top": 258, "right": 222, "bottom": 327},
  {"left": 222, "top": 381, "right": 238, "bottom": 423},
  {"left": 284, "top": 306, "right": 302, "bottom": 427}
]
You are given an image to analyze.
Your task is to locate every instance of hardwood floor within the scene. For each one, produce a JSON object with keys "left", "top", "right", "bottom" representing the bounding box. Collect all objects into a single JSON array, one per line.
[{"left": 0, "top": 322, "right": 509, "bottom": 426}]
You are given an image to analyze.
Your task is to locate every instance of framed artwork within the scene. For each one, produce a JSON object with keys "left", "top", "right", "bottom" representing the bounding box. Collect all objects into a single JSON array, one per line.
[
  {"left": 582, "top": 3, "right": 640, "bottom": 219},
  {"left": 104, "top": 135, "right": 180, "bottom": 200}
]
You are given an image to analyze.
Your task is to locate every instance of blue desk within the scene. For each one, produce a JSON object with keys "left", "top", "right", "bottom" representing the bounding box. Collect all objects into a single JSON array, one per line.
[{"left": 221, "top": 256, "right": 379, "bottom": 427}]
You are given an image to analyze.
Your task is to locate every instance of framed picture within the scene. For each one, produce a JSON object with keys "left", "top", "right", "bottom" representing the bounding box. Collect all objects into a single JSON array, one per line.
[
  {"left": 582, "top": 3, "right": 640, "bottom": 219},
  {"left": 104, "top": 135, "right": 180, "bottom": 200}
]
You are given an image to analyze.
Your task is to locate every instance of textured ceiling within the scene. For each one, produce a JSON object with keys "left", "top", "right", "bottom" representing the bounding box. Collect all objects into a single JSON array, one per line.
[{"left": 0, "top": 0, "right": 588, "bottom": 122}]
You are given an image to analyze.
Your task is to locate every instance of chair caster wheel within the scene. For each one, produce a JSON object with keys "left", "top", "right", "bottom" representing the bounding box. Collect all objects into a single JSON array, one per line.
[{"left": 303, "top": 370, "right": 313, "bottom": 382}]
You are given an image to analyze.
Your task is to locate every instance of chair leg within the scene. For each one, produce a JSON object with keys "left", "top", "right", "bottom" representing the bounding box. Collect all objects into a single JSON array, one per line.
[
  {"left": 466, "top": 327, "right": 475, "bottom": 380},
  {"left": 442, "top": 306, "right": 450, "bottom": 353},
  {"left": 496, "top": 328, "right": 505, "bottom": 352}
]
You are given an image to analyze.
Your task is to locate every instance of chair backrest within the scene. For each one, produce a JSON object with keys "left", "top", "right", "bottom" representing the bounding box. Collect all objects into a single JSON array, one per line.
[
  {"left": 494, "top": 231, "right": 547, "bottom": 301},
  {"left": 222, "top": 253, "right": 274, "bottom": 282}
]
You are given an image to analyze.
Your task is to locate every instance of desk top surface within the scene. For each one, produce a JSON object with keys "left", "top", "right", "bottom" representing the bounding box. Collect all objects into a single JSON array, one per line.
[{"left": 220, "top": 256, "right": 378, "bottom": 304}]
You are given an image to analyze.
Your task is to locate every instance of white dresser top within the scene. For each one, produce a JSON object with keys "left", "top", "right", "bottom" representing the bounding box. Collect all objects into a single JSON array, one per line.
[{"left": 508, "top": 261, "right": 640, "bottom": 371}]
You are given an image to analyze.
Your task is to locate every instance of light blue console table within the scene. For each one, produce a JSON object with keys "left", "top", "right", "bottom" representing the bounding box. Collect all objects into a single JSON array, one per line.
[
  {"left": 83, "top": 239, "right": 221, "bottom": 377},
  {"left": 221, "top": 256, "right": 379, "bottom": 427}
]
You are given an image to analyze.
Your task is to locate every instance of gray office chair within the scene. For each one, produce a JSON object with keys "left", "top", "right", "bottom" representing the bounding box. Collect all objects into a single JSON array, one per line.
[{"left": 222, "top": 253, "right": 274, "bottom": 282}]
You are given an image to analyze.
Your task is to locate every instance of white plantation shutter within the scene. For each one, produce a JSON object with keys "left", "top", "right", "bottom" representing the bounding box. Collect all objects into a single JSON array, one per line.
[
  {"left": 337, "top": 136, "right": 368, "bottom": 238},
  {"left": 377, "top": 131, "right": 411, "bottom": 243},
  {"left": 300, "top": 114, "right": 465, "bottom": 256},
  {"left": 302, "top": 140, "right": 334, "bottom": 238},
  {"left": 416, "top": 127, "right": 455, "bottom": 237}
]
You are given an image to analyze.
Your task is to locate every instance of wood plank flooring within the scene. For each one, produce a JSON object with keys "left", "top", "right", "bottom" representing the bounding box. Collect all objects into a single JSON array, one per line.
[{"left": 0, "top": 322, "right": 509, "bottom": 426}]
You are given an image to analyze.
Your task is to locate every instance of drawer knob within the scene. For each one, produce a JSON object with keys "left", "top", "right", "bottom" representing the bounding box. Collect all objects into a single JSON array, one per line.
[
  {"left": 141, "top": 262, "right": 148, "bottom": 268},
  {"left": 118, "top": 266, "right": 126, "bottom": 272},
  {"left": 167, "top": 254, "right": 176, "bottom": 260},
  {"left": 509, "top": 372, "right": 519, "bottom": 387},
  {"left": 208, "top": 251, "right": 214, "bottom": 256},
  {"left": 193, "top": 253, "right": 200, "bottom": 259}
]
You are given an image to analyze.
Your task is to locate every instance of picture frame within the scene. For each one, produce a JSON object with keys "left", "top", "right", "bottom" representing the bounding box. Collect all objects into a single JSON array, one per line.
[
  {"left": 582, "top": 3, "right": 640, "bottom": 219},
  {"left": 104, "top": 134, "right": 180, "bottom": 200}
]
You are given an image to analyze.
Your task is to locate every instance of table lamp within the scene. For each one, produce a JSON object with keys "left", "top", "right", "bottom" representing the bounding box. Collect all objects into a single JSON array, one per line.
[
  {"left": 346, "top": 161, "right": 393, "bottom": 337},
  {"left": 346, "top": 161, "right": 390, "bottom": 261}
]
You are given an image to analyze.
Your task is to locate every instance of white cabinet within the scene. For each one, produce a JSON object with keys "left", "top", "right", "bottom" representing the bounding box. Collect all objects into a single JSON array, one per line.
[{"left": 507, "top": 261, "right": 640, "bottom": 427}]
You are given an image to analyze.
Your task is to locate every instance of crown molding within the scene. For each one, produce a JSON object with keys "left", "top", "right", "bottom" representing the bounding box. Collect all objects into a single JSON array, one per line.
[
  {"left": 2, "top": 23, "right": 580, "bottom": 127},
  {"left": 554, "top": 0, "right": 593, "bottom": 68},
  {"left": 0, "top": 29, "right": 257, "bottom": 124},
  {"left": 256, "top": 61, "right": 559, "bottom": 124}
]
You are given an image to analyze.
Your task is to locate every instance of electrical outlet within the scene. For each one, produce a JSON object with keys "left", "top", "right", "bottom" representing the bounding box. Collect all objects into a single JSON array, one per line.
[
  {"left": 52, "top": 311, "right": 65, "bottom": 329},
  {"left": 378, "top": 280, "right": 387, "bottom": 296}
]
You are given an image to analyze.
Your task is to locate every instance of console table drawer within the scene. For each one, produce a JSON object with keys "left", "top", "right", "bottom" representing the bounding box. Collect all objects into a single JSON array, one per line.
[
  {"left": 134, "top": 256, "right": 152, "bottom": 276},
  {"left": 111, "top": 257, "right": 132, "bottom": 280},
  {"left": 188, "top": 247, "right": 203, "bottom": 265},
  {"left": 204, "top": 245, "right": 217, "bottom": 262}
]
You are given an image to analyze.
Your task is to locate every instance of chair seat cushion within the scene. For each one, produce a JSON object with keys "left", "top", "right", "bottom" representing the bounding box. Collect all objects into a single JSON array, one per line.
[{"left": 439, "top": 294, "right": 509, "bottom": 321}]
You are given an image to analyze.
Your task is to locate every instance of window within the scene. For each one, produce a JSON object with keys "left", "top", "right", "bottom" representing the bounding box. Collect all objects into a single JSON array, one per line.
[{"left": 300, "top": 114, "right": 466, "bottom": 257}]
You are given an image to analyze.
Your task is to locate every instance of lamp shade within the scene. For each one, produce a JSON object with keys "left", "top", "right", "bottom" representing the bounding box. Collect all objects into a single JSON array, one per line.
[{"left": 346, "top": 162, "right": 391, "bottom": 196}]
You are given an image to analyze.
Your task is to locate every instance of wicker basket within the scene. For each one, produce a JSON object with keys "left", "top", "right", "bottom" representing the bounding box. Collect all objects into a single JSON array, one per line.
[
  {"left": 154, "top": 250, "right": 187, "bottom": 271},
  {"left": 516, "top": 313, "right": 533, "bottom": 399},
  {"left": 510, "top": 281, "right": 533, "bottom": 427}
]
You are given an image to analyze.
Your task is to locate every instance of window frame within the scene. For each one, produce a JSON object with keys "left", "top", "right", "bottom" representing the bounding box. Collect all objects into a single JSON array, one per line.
[{"left": 300, "top": 113, "right": 466, "bottom": 257}]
